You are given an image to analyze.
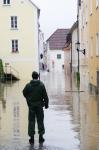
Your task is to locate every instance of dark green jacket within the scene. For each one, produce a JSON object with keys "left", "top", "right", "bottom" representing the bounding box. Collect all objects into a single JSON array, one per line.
[{"left": 23, "top": 80, "right": 49, "bottom": 108}]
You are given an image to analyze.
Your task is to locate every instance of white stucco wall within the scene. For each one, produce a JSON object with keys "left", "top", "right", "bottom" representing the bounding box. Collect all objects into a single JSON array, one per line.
[
  {"left": 72, "top": 28, "right": 78, "bottom": 70},
  {"left": 49, "top": 50, "right": 64, "bottom": 71},
  {"left": 0, "top": 0, "right": 39, "bottom": 80},
  {"left": 39, "top": 31, "right": 45, "bottom": 70},
  {"left": 64, "top": 50, "right": 71, "bottom": 75}
]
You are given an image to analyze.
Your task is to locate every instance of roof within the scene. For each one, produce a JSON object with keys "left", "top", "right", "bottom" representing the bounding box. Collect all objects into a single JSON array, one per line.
[
  {"left": 28, "top": 0, "right": 40, "bottom": 10},
  {"left": 28, "top": 0, "right": 40, "bottom": 18},
  {"left": 63, "top": 43, "right": 71, "bottom": 51},
  {"left": 46, "top": 29, "right": 69, "bottom": 50},
  {"left": 63, "top": 21, "right": 77, "bottom": 50},
  {"left": 69, "top": 21, "right": 77, "bottom": 34}
]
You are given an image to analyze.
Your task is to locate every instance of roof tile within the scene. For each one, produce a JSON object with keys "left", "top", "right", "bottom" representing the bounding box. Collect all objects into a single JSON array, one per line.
[{"left": 46, "top": 29, "right": 69, "bottom": 50}]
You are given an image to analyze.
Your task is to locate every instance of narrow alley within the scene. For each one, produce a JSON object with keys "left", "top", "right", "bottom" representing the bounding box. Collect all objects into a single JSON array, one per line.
[{"left": 0, "top": 70, "right": 99, "bottom": 150}]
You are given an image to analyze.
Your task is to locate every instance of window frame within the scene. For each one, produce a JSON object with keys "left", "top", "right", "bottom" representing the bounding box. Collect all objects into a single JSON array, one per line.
[
  {"left": 96, "top": 0, "right": 99, "bottom": 8},
  {"left": 11, "top": 16, "right": 18, "bottom": 29},
  {"left": 85, "top": 0, "right": 88, "bottom": 23},
  {"left": 90, "top": 0, "right": 92, "bottom": 15},
  {"left": 96, "top": 33, "right": 99, "bottom": 56},
  {"left": 11, "top": 40, "right": 19, "bottom": 53},
  {"left": 90, "top": 37, "right": 93, "bottom": 57},
  {"left": 57, "top": 54, "right": 61, "bottom": 59},
  {"left": 3, "top": 0, "right": 10, "bottom": 5}
]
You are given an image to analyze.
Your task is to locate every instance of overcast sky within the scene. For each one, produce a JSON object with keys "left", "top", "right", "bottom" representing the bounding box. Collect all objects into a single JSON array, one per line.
[{"left": 32, "top": 0, "right": 77, "bottom": 40}]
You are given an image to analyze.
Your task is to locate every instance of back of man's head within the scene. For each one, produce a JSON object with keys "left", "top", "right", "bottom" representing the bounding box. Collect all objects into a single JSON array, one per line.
[{"left": 32, "top": 71, "right": 39, "bottom": 79}]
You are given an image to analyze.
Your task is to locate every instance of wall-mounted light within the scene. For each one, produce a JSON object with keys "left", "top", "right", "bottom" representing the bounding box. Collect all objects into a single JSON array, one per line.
[{"left": 75, "top": 42, "right": 86, "bottom": 55}]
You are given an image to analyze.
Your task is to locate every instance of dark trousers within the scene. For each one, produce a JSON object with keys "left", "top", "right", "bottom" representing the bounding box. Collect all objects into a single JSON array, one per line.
[{"left": 28, "top": 106, "right": 45, "bottom": 136}]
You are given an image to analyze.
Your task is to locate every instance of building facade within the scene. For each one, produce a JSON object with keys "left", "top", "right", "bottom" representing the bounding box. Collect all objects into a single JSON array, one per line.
[
  {"left": 0, "top": 0, "right": 40, "bottom": 80},
  {"left": 46, "top": 29, "right": 69, "bottom": 72},
  {"left": 79, "top": 0, "right": 89, "bottom": 87},
  {"left": 38, "top": 30, "right": 46, "bottom": 70},
  {"left": 79, "top": 0, "right": 99, "bottom": 92},
  {"left": 88, "top": 0, "right": 99, "bottom": 92},
  {"left": 63, "top": 22, "right": 78, "bottom": 76}
]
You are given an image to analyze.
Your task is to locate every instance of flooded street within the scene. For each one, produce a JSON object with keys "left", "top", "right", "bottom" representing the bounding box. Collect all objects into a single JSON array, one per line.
[{"left": 0, "top": 71, "right": 99, "bottom": 150}]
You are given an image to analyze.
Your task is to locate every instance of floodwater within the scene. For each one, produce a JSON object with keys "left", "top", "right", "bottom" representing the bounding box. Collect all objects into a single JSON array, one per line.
[{"left": 0, "top": 70, "right": 99, "bottom": 150}]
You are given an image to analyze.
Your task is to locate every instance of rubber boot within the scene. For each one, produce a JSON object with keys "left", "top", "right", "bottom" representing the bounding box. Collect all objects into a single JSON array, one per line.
[
  {"left": 29, "top": 136, "right": 34, "bottom": 144},
  {"left": 39, "top": 135, "right": 45, "bottom": 143}
]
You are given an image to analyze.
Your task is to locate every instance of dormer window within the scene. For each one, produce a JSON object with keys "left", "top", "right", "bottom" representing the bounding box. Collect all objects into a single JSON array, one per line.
[{"left": 3, "top": 0, "right": 10, "bottom": 5}]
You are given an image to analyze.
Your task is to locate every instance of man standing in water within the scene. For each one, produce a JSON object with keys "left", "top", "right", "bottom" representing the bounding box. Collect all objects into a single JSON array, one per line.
[{"left": 23, "top": 71, "right": 49, "bottom": 144}]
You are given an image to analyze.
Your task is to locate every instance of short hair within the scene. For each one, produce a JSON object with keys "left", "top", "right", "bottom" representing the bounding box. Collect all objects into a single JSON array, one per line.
[{"left": 32, "top": 71, "right": 39, "bottom": 79}]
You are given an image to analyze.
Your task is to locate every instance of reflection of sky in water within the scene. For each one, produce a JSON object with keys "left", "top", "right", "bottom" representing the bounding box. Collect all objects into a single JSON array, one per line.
[{"left": 0, "top": 71, "right": 99, "bottom": 150}]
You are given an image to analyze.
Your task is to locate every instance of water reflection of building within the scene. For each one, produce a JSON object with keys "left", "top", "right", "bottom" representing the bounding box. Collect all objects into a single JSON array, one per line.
[
  {"left": 0, "top": 83, "right": 6, "bottom": 110},
  {"left": 0, "top": 81, "right": 28, "bottom": 141},
  {"left": 72, "top": 92, "right": 80, "bottom": 125},
  {"left": 71, "top": 91, "right": 80, "bottom": 144},
  {"left": 0, "top": 103, "right": 1, "bottom": 130},
  {"left": 71, "top": 90, "right": 99, "bottom": 150},
  {"left": 0, "top": 83, "right": 6, "bottom": 132},
  {"left": 80, "top": 94, "right": 99, "bottom": 150},
  {"left": 13, "top": 102, "right": 20, "bottom": 138}
]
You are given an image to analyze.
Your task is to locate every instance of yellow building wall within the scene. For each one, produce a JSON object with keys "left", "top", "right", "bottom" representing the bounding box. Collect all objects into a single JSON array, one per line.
[
  {"left": 0, "top": 0, "right": 39, "bottom": 80},
  {"left": 89, "top": 0, "right": 99, "bottom": 86},
  {"left": 79, "top": 0, "right": 89, "bottom": 85}
]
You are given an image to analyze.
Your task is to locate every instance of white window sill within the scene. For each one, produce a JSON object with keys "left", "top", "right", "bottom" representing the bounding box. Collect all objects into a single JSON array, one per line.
[
  {"left": 3, "top": 4, "right": 11, "bottom": 6},
  {"left": 11, "top": 51, "right": 19, "bottom": 53},
  {"left": 10, "top": 28, "right": 18, "bottom": 30}
]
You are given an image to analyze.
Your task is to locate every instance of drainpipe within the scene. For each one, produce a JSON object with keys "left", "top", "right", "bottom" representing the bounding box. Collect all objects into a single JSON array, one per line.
[
  {"left": 71, "top": 42, "right": 72, "bottom": 73},
  {"left": 77, "top": 0, "right": 80, "bottom": 84},
  {"left": 37, "top": 9, "right": 40, "bottom": 80}
]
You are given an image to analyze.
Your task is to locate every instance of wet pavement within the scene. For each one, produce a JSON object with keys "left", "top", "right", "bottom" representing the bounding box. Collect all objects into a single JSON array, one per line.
[{"left": 0, "top": 70, "right": 99, "bottom": 150}]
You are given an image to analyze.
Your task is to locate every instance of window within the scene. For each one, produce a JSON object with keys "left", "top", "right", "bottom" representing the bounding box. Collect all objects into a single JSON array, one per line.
[
  {"left": 97, "top": 71, "right": 99, "bottom": 88},
  {"left": 3, "top": 0, "right": 10, "bottom": 4},
  {"left": 12, "top": 40, "right": 18, "bottom": 52},
  {"left": 96, "top": 0, "right": 99, "bottom": 8},
  {"left": 11, "top": 16, "right": 17, "bottom": 29},
  {"left": 85, "top": 0, "right": 88, "bottom": 23},
  {"left": 57, "top": 54, "right": 61, "bottom": 59},
  {"left": 90, "top": 37, "right": 93, "bottom": 57},
  {"left": 90, "top": 0, "right": 92, "bottom": 15},
  {"left": 96, "top": 33, "right": 99, "bottom": 56}
]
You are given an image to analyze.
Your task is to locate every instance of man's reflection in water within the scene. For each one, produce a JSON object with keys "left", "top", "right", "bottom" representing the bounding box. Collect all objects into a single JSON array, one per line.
[
  {"left": 13, "top": 102, "right": 20, "bottom": 138},
  {"left": 29, "top": 143, "right": 44, "bottom": 150}
]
